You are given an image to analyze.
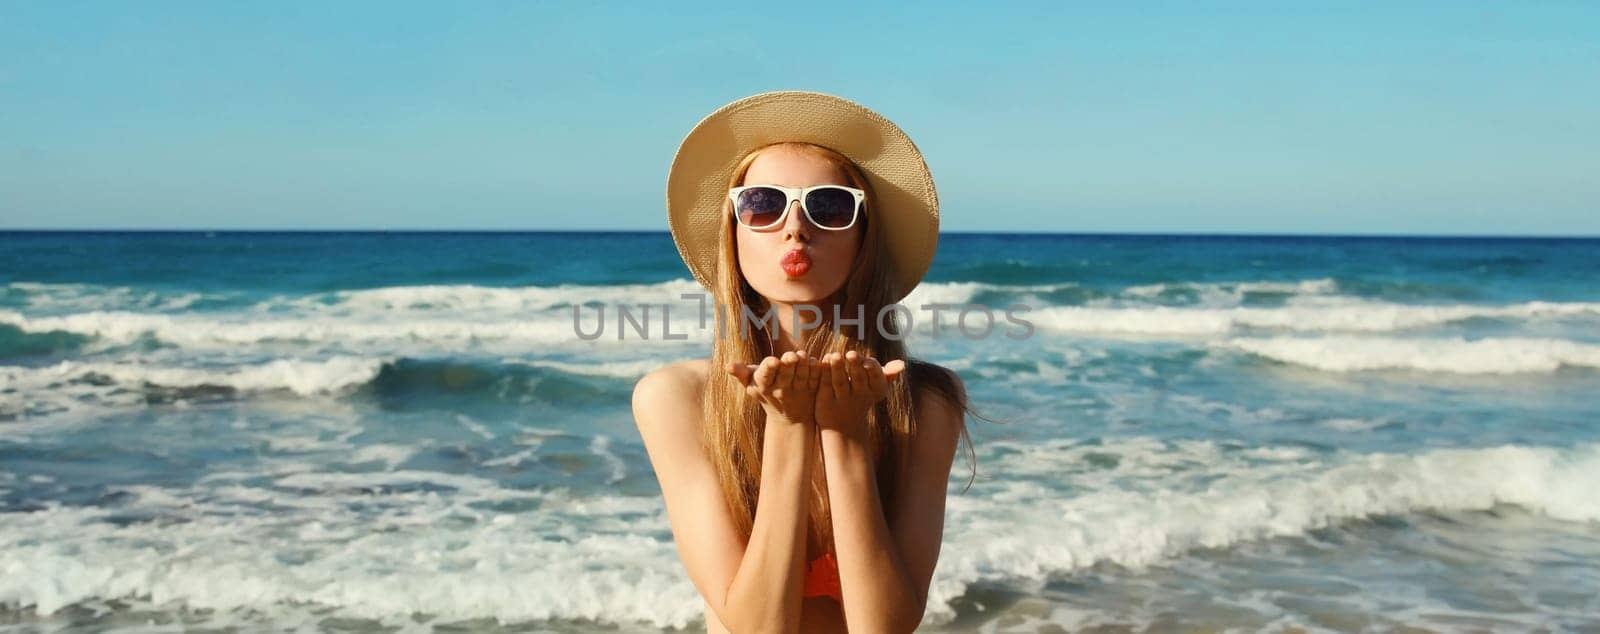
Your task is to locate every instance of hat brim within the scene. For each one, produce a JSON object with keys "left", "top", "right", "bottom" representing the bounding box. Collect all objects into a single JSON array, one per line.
[{"left": 666, "top": 91, "right": 939, "bottom": 303}]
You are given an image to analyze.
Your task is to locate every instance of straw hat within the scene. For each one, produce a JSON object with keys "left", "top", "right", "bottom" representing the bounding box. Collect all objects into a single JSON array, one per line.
[{"left": 665, "top": 90, "right": 939, "bottom": 302}]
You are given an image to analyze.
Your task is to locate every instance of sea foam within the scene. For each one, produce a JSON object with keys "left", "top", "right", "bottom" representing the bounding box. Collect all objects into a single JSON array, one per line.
[
  {"left": 1225, "top": 336, "right": 1600, "bottom": 374},
  {"left": 924, "top": 439, "right": 1600, "bottom": 623},
  {"left": 4, "top": 439, "right": 1595, "bottom": 629},
  {"left": 1028, "top": 300, "right": 1600, "bottom": 337}
]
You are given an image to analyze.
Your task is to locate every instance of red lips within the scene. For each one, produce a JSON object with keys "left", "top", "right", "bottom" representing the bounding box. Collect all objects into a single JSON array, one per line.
[{"left": 780, "top": 249, "right": 812, "bottom": 277}]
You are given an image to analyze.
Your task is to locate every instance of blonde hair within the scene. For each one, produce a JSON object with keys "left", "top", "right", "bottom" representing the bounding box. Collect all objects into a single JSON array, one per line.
[{"left": 701, "top": 141, "right": 979, "bottom": 554}]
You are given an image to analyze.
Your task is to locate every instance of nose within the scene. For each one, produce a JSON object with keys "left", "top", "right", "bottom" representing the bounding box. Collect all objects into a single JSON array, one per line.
[{"left": 782, "top": 199, "right": 811, "bottom": 241}]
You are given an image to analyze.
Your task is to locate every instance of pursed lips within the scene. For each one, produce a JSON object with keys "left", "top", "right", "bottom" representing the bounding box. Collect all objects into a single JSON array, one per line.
[{"left": 780, "top": 249, "right": 812, "bottom": 277}]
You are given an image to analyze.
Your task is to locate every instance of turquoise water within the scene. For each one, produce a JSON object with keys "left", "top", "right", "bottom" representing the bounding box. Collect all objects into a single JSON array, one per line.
[{"left": 2, "top": 231, "right": 1598, "bottom": 631}]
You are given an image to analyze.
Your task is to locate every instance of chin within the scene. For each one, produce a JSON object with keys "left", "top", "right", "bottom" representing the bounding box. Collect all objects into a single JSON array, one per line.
[{"left": 755, "top": 278, "right": 845, "bottom": 305}]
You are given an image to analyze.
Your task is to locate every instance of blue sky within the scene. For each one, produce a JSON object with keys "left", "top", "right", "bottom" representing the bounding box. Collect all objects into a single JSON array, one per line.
[{"left": 2, "top": 2, "right": 1596, "bottom": 234}]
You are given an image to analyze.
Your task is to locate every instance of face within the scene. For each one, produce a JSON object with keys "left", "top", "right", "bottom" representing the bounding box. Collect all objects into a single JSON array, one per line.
[{"left": 734, "top": 147, "right": 864, "bottom": 305}]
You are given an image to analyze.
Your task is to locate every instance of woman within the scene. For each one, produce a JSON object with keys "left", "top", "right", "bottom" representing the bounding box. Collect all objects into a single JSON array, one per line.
[{"left": 633, "top": 91, "right": 976, "bottom": 633}]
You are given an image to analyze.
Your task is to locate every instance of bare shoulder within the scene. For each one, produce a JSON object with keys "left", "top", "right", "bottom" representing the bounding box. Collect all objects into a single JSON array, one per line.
[
  {"left": 910, "top": 360, "right": 966, "bottom": 419},
  {"left": 630, "top": 357, "right": 715, "bottom": 470},
  {"left": 907, "top": 360, "right": 966, "bottom": 459},
  {"left": 639, "top": 357, "right": 710, "bottom": 386},
  {"left": 631, "top": 358, "right": 711, "bottom": 436}
]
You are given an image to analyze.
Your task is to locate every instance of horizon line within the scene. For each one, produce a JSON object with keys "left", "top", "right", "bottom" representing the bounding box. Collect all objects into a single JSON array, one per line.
[{"left": 2, "top": 228, "right": 1598, "bottom": 240}]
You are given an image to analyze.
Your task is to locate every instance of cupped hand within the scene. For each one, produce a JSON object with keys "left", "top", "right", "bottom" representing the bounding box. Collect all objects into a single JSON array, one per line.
[
  {"left": 815, "top": 350, "right": 906, "bottom": 437},
  {"left": 726, "top": 351, "right": 823, "bottom": 425}
]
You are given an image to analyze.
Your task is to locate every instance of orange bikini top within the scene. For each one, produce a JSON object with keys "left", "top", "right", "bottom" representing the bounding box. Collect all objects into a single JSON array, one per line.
[{"left": 802, "top": 552, "right": 842, "bottom": 602}]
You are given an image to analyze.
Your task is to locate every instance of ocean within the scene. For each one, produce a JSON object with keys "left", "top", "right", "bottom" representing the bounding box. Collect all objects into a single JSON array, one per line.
[{"left": 1, "top": 231, "right": 1597, "bottom": 632}]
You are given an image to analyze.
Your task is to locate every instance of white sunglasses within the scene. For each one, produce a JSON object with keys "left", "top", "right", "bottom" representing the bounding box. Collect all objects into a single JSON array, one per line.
[{"left": 727, "top": 184, "right": 866, "bottom": 231}]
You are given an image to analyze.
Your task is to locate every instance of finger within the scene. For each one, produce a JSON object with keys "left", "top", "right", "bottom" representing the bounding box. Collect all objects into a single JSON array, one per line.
[
  {"left": 753, "top": 356, "right": 777, "bottom": 390},
  {"left": 814, "top": 353, "right": 831, "bottom": 392},
  {"left": 845, "top": 351, "right": 865, "bottom": 396},
  {"left": 882, "top": 359, "right": 907, "bottom": 380},
  {"left": 777, "top": 352, "right": 797, "bottom": 389},
  {"left": 828, "top": 353, "right": 849, "bottom": 400},
  {"left": 726, "top": 362, "right": 755, "bottom": 387},
  {"left": 864, "top": 357, "right": 888, "bottom": 396},
  {"left": 794, "top": 352, "right": 811, "bottom": 387}
]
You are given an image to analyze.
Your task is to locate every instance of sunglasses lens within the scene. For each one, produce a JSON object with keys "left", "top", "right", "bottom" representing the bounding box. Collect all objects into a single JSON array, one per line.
[
  {"left": 805, "top": 187, "right": 857, "bottom": 228},
  {"left": 735, "top": 187, "right": 786, "bottom": 227}
]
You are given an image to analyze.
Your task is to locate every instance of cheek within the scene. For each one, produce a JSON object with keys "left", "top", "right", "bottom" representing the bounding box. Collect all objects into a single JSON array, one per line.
[
  {"left": 818, "top": 230, "right": 863, "bottom": 279},
  {"left": 734, "top": 230, "right": 774, "bottom": 280},
  {"left": 733, "top": 231, "right": 753, "bottom": 265}
]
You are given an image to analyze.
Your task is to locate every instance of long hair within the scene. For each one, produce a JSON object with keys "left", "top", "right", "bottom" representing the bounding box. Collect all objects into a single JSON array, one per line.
[{"left": 701, "top": 141, "right": 981, "bottom": 555}]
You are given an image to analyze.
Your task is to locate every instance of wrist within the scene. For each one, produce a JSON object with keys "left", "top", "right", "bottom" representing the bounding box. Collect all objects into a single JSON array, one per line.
[
  {"left": 817, "top": 414, "right": 867, "bottom": 438},
  {"left": 820, "top": 431, "right": 878, "bottom": 476},
  {"left": 763, "top": 408, "right": 814, "bottom": 426},
  {"left": 820, "top": 426, "right": 870, "bottom": 454},
  {"left": 763, "top": 419, "right": 815, "bottom": 470}
]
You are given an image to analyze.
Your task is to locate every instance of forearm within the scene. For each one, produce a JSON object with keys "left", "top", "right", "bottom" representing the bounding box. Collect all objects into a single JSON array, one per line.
[
  {"left": 721, "top": 418, "right": 814, "bottom": 634},
  {"left": 822, "top": 428, "right": 924, "bottom": 633}
]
